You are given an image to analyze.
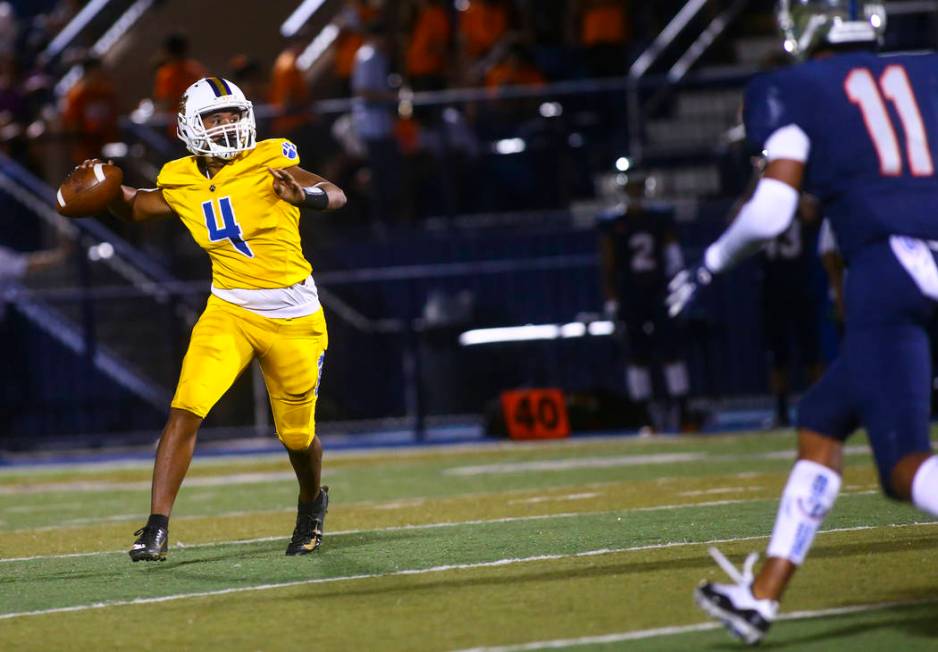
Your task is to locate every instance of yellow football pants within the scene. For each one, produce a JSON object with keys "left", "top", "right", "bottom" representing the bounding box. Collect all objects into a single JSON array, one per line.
[{"left": 171, "top": 295, "right": 328, "bottom": 450}]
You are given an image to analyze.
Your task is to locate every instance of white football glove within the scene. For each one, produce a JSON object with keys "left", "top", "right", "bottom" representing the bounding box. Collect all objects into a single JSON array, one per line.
[{"left": 666, "top": 264, "right": 713, "bottom": 318}]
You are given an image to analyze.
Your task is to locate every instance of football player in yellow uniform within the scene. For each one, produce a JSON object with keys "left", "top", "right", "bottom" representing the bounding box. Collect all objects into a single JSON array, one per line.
[{"left": 77, "top": 77, "right": 346, "bottom": 561}]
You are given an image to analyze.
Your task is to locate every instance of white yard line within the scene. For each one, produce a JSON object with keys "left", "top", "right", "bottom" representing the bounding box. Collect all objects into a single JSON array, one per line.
[
  {"left": 678, "top": 486, "right": 760, "bottom": 497},
  {"left": 2, "top": 522, "right": 936, "bottom": 621},
  {"left": 444, "top": 446, "right": 872, "bottom": 476},
  {"left": 509, "top": 492, "right": 601, "bottom": 505},
  {"left": 445, "top": 453, "right": 707, "bottom": 476},
  {"left": 0, "top": 432, "right": 715, "bottom": 478},
  {"left": 0, "top": 493, "right": 924, "bottom": 564},
  {"left": 0, "top": 443, "right": 874, "bottom": 494},
  {"left": 451, "top": 598, "right": 938, "bottom": 651},
  {"left": 0, "top": 501, "right": 739, "bottom": 563},
  {"left": 1, "top": 489, "right": 891, "bottom": 562},
  {"left": 371, "top": 498, "right": 428, "bottom": 511},
  {"left": 5, "top": 481, "right": 884, "bottom": 534}
]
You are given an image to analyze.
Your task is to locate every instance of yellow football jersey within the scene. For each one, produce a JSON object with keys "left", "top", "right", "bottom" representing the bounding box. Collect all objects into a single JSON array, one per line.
[{"left": 157, "top": 138, "right": 312, "bottom": 290}]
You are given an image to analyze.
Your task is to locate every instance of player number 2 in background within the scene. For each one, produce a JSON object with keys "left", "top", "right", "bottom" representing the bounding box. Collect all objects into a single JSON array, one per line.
[
  {"left": 845, "top": 65, "right": 935, "bottom": 177},
  {"left": 201, "top": 197, "right": 254, "bottom": 257}
]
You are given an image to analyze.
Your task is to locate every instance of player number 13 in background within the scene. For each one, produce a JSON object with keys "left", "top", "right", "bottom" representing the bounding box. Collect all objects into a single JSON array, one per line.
[{"left": 845, "top": 65, "right": 935, "bottom": 177}]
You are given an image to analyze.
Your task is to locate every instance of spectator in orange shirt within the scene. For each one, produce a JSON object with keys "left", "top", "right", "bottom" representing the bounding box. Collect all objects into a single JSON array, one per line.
[
  {"left": 405, "top": 0, "right": 451, "bottom": 93},
  {"left": 458, "top": 0, "right": 510, "bottom": 63},
  {"left": 61, "top": 57, "right": 119, "bottom": 164},
  {"left": 576, "top": 0, "right": 631, "bottom": 77},
  {"left": 481, "top": 44, "right": 545, "bottom": 138},
  {"left": 152, "top": 33, "right": 206, "bottom": 112},
  {"left": 484, "top": 45, "right": 545, "bottom": 90},
  {"left": 269, "top": 35, "right": 311, "bottom": 137}
]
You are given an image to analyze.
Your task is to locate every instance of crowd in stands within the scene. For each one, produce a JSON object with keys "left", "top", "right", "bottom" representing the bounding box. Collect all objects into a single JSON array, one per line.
[
  {"left": 0, "top": 1, "right": 701, "bottom": 223},
  {"left": 0, "top": 0, "right": 934, "bottom": 224}
]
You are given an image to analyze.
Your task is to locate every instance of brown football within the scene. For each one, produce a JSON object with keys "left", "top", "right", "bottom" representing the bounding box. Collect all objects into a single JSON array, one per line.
[{"left": 56, "top": 162, "right": 124, "bottom": 218}]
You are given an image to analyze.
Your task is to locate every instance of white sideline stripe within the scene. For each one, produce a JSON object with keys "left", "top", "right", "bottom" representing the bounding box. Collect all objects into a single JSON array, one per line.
[
  {"left": 451, "top": 599, "right": 938, "bottom": 652},
  {"left": 2, "top": 523, "right": 937, "bottom": 621},
  {"left": 446, "top": 445, "right": 872, "bottom": 476},
  {"left": 0, "top": 490, "right": 888, "bottom": 562}
]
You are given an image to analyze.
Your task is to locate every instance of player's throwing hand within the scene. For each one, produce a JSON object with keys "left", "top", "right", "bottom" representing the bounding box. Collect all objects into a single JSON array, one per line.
[{"left": 268, "top": 166, "right": 305, "bottom": 205}]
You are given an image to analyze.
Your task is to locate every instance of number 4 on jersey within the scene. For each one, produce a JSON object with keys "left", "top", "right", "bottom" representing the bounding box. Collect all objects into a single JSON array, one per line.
[
  {"left": 846, "top": 65, "right": 935, "bottom": 177},
  {"left": 201, "top": 196, "right": 254, "bottom": 257}
]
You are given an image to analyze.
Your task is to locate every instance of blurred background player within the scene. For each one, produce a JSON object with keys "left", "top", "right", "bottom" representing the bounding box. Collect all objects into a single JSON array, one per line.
[
  {"left": 598, "top": 171, "right": 690, "bottom": 431},
  {"left": 667, "top": 0, "right": 938, "bottom": 643},
  {"left": 72, "top": 77, "right": 347, "bottom": 561},
  {"left": 760, "top": 194, "right": 823, "bottom": 427}
]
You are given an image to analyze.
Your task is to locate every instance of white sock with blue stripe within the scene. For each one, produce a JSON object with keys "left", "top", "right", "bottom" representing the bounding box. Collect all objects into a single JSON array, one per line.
[{"left": 766, "top": 460, "right": 842, "bottom": 565}]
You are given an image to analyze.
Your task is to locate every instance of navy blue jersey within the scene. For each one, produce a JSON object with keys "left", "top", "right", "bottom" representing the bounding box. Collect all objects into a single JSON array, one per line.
[
  {"left": 744, "top": 51, "right": 938, "bottom": 261},
  {"left": 597, "top": 202, "right": 677, "bottom": 293}
]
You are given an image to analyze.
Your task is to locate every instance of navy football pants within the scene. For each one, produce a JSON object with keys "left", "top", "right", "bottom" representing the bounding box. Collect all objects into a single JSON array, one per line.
[{"left": 798, "top": 242, "right": 936, "bottom": 496}]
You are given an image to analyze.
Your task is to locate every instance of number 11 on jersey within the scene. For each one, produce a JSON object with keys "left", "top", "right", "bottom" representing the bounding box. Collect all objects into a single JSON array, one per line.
[
  {"left": 846, "top": 65, "right": 935, "bottom": 177},
  {"left": 201, "top": 197, "right": 254, "bottom": 257}
]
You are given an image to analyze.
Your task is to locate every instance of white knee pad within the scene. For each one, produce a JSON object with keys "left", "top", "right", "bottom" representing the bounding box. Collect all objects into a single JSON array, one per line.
[
  {"left": 627, "top": 366, "right": 652, "bottom": 402},
  {"left": 664, "top": 361, "right": 689, "bottom": 397},
  {"left": 911, "top": 455, "right": 938, "bottom": 517},
  {"left": 766, "top": 460, "right": 841, "bottom": 565}
]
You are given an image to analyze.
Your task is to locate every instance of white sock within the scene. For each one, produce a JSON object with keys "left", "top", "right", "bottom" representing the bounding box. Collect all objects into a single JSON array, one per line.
[
  {"left": 664, "top": 361, "right": 689, "bottom": 397},
  {"left": 911, "top": 455, "right": 938, "bottom": 517},
  {"left": 766, "top": 460, "right": 841, "bottom": 565},
  {"left": 626, "top": 366, "right": 652, "bottom": 402}
]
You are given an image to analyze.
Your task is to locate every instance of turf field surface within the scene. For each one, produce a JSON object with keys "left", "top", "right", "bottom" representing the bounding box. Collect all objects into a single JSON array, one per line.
[{"left": 1, "top": 431, "right": 937, "bottom": 650}]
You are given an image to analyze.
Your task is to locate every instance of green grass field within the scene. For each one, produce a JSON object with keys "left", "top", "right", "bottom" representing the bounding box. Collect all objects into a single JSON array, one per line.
[{"left": 2, "top": 431, "right": 937, "bottom": 651}]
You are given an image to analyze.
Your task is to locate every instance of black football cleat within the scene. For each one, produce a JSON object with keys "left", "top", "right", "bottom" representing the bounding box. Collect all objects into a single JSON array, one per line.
[
  {"left": 693, "top": 547, "right": 777, "bottom": 645},
  {"left": 129, "top": 525, "right": 168, "bottom": 562},
  {"left": 286, "top": 486, "right": 329, "bottom": 556}
]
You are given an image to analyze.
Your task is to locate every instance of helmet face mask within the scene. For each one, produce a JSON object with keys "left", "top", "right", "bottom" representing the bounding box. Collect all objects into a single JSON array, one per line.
[
  {"left": 777, "top": 0, "right": 887, "bottom": 59},
  {"left": 177, "top": 77, "right": 257, "bottom": 160}
]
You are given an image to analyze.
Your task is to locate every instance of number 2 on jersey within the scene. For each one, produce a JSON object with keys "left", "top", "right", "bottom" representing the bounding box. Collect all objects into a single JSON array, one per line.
[
  {"left": 845, "top": 65, "right": 935, "bottom": 177},
  {"left": 201, "top": 196, "right": 254, "bottom": 257}
]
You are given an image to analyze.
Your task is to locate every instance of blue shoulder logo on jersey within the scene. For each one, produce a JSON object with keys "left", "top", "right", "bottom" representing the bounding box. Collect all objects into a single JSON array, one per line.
[{"left": 282, "top": 141, "right": 298, "bottom": 160}]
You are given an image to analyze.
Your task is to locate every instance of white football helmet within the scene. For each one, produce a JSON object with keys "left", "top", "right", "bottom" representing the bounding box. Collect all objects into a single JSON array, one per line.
[
  {"left": 778, "top": 0, "right": 886, "bottom": 59},
  {"left": 177, "top": 77, "right": 256, "bottom": 160}
]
